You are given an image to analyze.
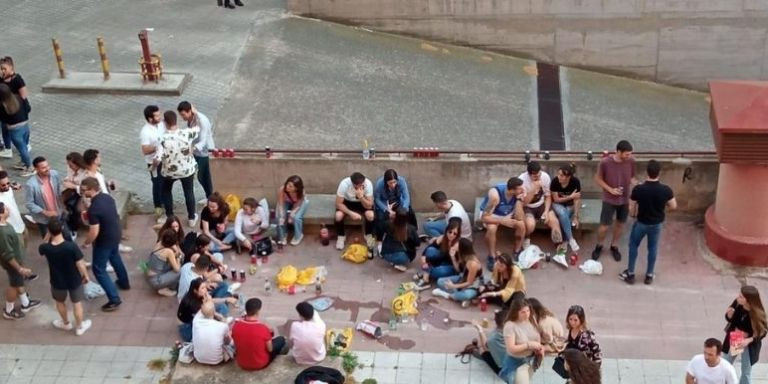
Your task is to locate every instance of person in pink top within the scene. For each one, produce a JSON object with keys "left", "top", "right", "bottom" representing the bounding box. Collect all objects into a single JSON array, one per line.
[{"left": 289, "top": 302, "right": 326, "bottom": 365}]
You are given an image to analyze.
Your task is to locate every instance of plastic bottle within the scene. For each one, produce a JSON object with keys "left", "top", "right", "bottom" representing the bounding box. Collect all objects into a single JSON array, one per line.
[
  {"left": 315, "top": 276, "right": 322, "bottom": 295},
  {"left": 320, "top": 224, "right": 330, "bottom": 246},
  {"left": 264, "top": 278, "right": 272, "bottom": 295},
  {"left": 480, "top": 298, "right": 488, "bottom": 312},
  {"left": 362, "top": 139, "right": 370, "bottom": 160}
]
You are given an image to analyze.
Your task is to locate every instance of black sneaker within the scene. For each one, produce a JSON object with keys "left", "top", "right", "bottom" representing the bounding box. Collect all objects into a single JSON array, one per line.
[
  {"left": 20, "top": 299, "right": 41, "bottom": 313},
  {"left": 644, "top": 274, "right": 654, "bottom": 285},
  {"left": 101, "top": 301, "right": 122, "bottom": 312},
  {"left": 610, "top": 246, "right": 622, "bottom": 262},
  {"left": 591, "top": 245, "right": 603, "bottom": 260},
  {"left": 2, "top": 308, "right": 24, "bottom": 320},
  {"left": 619, "top": 270, "right": 635, "bottom": 285},
  {"left": 24, "top": 273, "right": 38, "bottom": 282}
]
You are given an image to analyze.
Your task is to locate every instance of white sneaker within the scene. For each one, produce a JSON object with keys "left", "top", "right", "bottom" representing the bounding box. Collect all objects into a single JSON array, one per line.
[
  {"left": 431, "top": 288, "right": 451, "bottom": 299},
  {"left": 23, "top": 214, "right": 35, "bottom": 224},
  {"left": 197, "top": 198, "right": 208, "bottom": 205},
  {"left": 227, "top": 282, "right": 242, "bottom": 294},
  {"left": 393, "top": 264, "right": 408, "bottom": 272},
  {"left": 106, "top": 264, "right": 114, "bottom": 273},
  {"left": 75, "top": 319, "right": 92, "bottom": 336},
  {"left": 335, "top": 236, "right": 346, "bottom": 250},
  {"left": 70, "top": 232, "right": 77, "bottom": 242},
  {"left": 53, "top": 319, "right": 73, "bottom": 331},
  {"left": 461, "top": 300, "right": 470, "bottom": 308},
  {"left": 156, "top": 216, "right": 167, "bottom": 225},
  {"left": 157, "top": 288, "right": 176, "bottom": 297},
  {"left": 20, "top": 167, "right": 36, "bottom": 177},
  {"left": 188, "top": 214, "right": 199, "bottom": 228},
  {"left": 118, "top": 243, "right": 133, "bottom": 253},
  {"left": 523, "top": 238, "right": 531, "bottom": 249},
  {"left": 568, "top": 238, "right": 580, "bottom": 252},
  {"left": 290, "top": 234, "right": 303, "bottom": 246},
  {"left": 26, "top": 144, "right": 31, "bottom": 152},
  {"left": 365, "top": 234, "right": 375, "bottom": 248},
  {"left": 0, "top": 149, "right": 11, "bottom": 158}
]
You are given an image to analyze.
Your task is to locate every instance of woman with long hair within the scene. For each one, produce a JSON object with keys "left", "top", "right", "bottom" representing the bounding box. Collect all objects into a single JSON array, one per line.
[
  {"left": 373, "top": 169, "right": 416, "bottom": 253},
  {"left": 414, "top": 217, "right": 461, "bottom": 290},
  {"left": 199, "top": 192, "right": 233, "bottom": 252},
  {"left": 479, "top": 253, "right": 526, "bottom": 307},
  {"left": 528, "top": 297, "right": 564, "bottom": 354},
  {"left": 0, "top": 84, "right": 32, "bottom": 176},
  {"left": 380, "top": 207, "right": 419, "bottom": 272},
  {"left": 157, "top": 216, "right": 185, "bottom": 253},
  {"left": 562, "top": 348, "right": 601, "bottom": 384},
  {"left": 723, "top": 285, "right": 768, "bottom": 384},
  {"left": 498, "top": 298, "right": 544, "bottom": 384},
  {"left": 565, "top": 305, "right": 602, "bottom": 365},
  {"left": 432, "top": 238, "right": 482, "bottom": 306},
  {"left": 277, "top": 175, "right": 309, "bottom": 245},
  {"left": 62, "top": 152, "right": 88, "bottom": 231},
  {"left": 0, "top": 56, "right": 29, "bottom": 160},
  {"left": 233, "top": 197, "right": 270, "bottom": 254},
  {"left": 145, "top": 228, "right": 182, "bottom": 297},
  {"left": 550, "top": 163, "right": 582, "bottom": 253}
]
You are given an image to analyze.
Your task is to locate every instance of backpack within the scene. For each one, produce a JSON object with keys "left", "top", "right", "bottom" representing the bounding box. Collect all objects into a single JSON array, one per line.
[
  {"left": 181, "top": 232, "right": 199, "bottom": 263},
  {"left": 294, "top": 366, "right": 345, "bottom": 384}
]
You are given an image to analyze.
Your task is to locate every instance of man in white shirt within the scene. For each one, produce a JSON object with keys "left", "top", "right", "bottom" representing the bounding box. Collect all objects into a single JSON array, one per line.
[
  {"left": 334, "top": 172, "right": 374, "bottom": 250},
  {"left": 518, "top": 161, "right": 562, "bottom": 249},
  {"left": 289, "top": 302, "right": 326, "bottom": 365},
  {"left": 192, "top": 300, "right": 234, "bottom": 365},
  {"left": 0, "top": 171, "right": 25, "bottom": 236},
  {"left": 178, "top": 101, "right": 214, "bottom": 202},
  {"left": 686, "top": 338, "right": 737, "bottom": 384},
  {"left": 139, "top": 105, "right": 165, "bottom": 219},
  {"left": 424, "top": 191, "right": 471, "bottom": 239}
]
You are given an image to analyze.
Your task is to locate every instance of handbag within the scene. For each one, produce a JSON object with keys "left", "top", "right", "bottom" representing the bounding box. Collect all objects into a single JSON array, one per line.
[
  {"left": 254, "top": 237, "right": 273, "bottom": 256},
  {"left": 552, "top": 355, "right": 570, "bottom": 379}
]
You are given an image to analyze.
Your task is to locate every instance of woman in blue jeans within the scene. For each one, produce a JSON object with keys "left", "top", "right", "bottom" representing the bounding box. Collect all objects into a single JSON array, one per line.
[
  {"left": 414, "top": 217, "right": 461, "bottom": 290},
  {"left": 177, "top": 278, "right": 235, "bottom": 342},
  {"left": 277, "top": 175, "right": 309, "bottom": 246},
  {"left": 550, "top": 163, "right": 582, "bottom": 253},
  {"left": 0, "top": 84, "right": 33, "bottom": 176},
  {"left": 722, "top": 285, "right": 767, "bottom": 384},
  {"left": 380, "top": 208, "right": 419, "bottom": 272},
  {"left": 432, "top": 238, "right": 482, "bottom": 307}
]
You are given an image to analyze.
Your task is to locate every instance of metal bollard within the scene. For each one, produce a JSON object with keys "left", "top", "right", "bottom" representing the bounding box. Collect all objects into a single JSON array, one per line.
[
  {"left": 97, "top": 37, "right": 110, "bottom": 80},
  {"left": 51, "top": 38, "right": 65, "bottom": 79},
  {"left": 138, "top": 29, "right": 157, "bottom": 82}
]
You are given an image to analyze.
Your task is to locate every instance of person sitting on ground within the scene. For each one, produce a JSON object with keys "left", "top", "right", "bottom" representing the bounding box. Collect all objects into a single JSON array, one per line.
[
  {"left": 233, "top": 197, "right": 271, "bottom": 254},
  {"left": 380, "top": 207, "right": 419, "bottom": 272},
  {"left": 499, "top": 298, "right": 545, "bottom": 384},
  {"left": 199, "top": 192, "right": 234, "bottom": 253},
  {"left": 186, "top": 234, "right": 227, "bottom": 274},
  {"left": 527, "top": 297, "right": 564, "bottom": 354},
  {"left": 290, "top": 302, "right": 327, "bottom": 365},
  {"left": 276, "top": 175, "right": 309, "bottom": 246},
  {"left": 232, "top": 298, "right": 289, "bottom": 370},
  {"left": 471, "top": 309, "right": 507, "bottom": 375},
  {"left": 193, "top": 300, "right": 235, "bottom": 365},
  {"left": 550, "top": 163, "right": 582, "bottom": 253},
  {"left": 519, "top": 161, "right": 563, "bottom": 252},
  {"left": 563, "top": 348, "right": 602, "bottom": 384},
  {"left": 479, "top": 177, "right": 526, "bottom": 271},
  {"left": 178, "top": 278, "right": 234, "bottom": 342},
  {"left": 565, "top": 305, "right": 602, "bottom": 365},
  {"left": 177, "top": 252, "right": 230, "bottom": 303},
  {"left": 156, "top": 216, "right": 185, "bottom": 254},
  {"left": 414, "top": 217, "right": 462, "bottom": 291},
  {"left": 145, "top": 228, "right": 182, "bottom": 297},
  {"left": 424, "top": 191, "right": 472, "bottom": 240},
  {"left": 478, "top": 253, "right": 526, "bottom": 308},
  {"left": 432, "top": 238, "right": 482, "bottom": 307},
  {"left": 334, "top": 172, "right": 375, "bottom": 250},
  {"left": 373, "top": 169, "right": 415, "bottom": 254}
]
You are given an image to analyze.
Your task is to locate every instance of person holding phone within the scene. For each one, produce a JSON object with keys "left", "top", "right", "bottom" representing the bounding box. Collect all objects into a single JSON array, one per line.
[
  {"left": 722, "top": 285, "right": 767, "bottom": 384},
  {"left": 373, "top": 169, "right": 415, "bottom": 255},
  {"left": 550, "top": 163, "right": 582, "bottom": 253}
]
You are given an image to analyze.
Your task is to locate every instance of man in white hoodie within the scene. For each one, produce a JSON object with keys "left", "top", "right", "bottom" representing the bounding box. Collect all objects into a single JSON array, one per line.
[{"left": 178, "top": 101, "right": 214, "bottom": 203}]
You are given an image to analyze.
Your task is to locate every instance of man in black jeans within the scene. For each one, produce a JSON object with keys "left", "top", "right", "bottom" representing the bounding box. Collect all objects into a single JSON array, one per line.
[
  {"left": 157, "top": 111, "right": 199, "bottom": 227},
  {"left": 139, "top": 105, "right": 165, "bottom": 221},
  {"left": 178, "top": 101, "right": 214, "bottom": 203}
]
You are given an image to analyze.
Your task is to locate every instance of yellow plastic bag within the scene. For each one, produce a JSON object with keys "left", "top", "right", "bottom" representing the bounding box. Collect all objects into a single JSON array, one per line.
[
  {"left": 276, "top": 265, "right": 298, "bottom": 290},
  {"left": 325, "top": 327, "right": 354, "bottom": 352},
  {"left": 391, "top": 291, "right": 419, "bottom": 317},
  {"left": 296, "top": 267, "right": 317, "bottom": 285},
  {"left": 342, "top": 244, "right": 369, "bottom": 264},
  {"left": 225, "top": 194, "right": 241, "bottom": 222}
]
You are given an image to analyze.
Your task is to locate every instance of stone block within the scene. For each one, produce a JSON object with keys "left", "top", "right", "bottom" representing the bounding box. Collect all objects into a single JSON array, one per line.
[
  {"left": 172, "top": 355, "right": 344, "bottom": 384},
  {"left": 555, "top": 28, "right": 658, "bottom": 75},
  {"left": 643, "top": 0, "right": 742, "bottom": 13},
  {"left": 530, "top": 0, "right": 640, "bottom": 15},
  {"left": 744, "top": 0, "right": 768, "bottom": 10}
]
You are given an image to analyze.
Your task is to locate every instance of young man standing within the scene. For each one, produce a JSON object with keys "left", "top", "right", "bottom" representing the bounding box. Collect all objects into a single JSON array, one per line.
[
  {"left": 334, "top": 172, "right": 375, "bottom": 250},
  {"left": 0, "top": 202, "right": 40, "bottom": 320},
  {"left": 620, "top": 160, "right": 676, "bottom": 285},
  {"left": 81, "top": 177, "right": 130, "bottom": 312},
  {"left": 518, "top": 161, "right": 562, "bottom": 250},
  {"left": 685, "top": 338, "right": 737, "bottom": 384},
  {"left": 178, "top": 101, "right": 214, "bottom": 202},
  {"left": 232, "top": 298, "right": 288, "bottom": 371},
  {"left": 289, "top": 302, "right": 326, "bottom": 365},
  {"left": 479, "top": 178, "right": 525, "bottom": 270},
  {"left": 40, "top": 220, "right": 92, "bottom": 335},
  {"left": 593, "top": 140, "right": 636, "bottom": 261},
  {"left": 157, "top": 111, "right": 199, "bottom": 227},
  {"left": 24, "top": 156, "right": 70, "bottom": 239},
  {"left": 139, "top": 105, "right": 165, "bottom": 219},
  {"left": 424, "top": 191, "right": 472, "bottom": 240}
]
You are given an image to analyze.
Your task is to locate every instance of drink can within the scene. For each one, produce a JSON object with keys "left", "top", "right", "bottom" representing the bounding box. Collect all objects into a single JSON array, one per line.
[
  {"left": 228, "top": 148, "right": 235, "bottom": 158},
  {"left": 230, "top": 270, "right": 238, "bottom": 281},
  {"left": 239, "top": 270, "right": 246, "bottom": 281},
  {"left": 369, "top": 148, "right": 375, "bottom": 159},
  {"left": 288, "top": 285, "right": 296, "bottom": 295},
  {"left": 265, "top": 146, "right": 271, "bottom": 159},
  {"left": 356, "top": 320, "right": 383, "bottom": 339},
  {"left": 480, "top": 298, "right": 488, "bottom": 312}
]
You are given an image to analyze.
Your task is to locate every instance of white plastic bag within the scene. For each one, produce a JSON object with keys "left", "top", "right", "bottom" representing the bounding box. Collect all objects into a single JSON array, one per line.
[
  {"left": 177, "top": 342, "right": 195, "bottom": 364},
  {"left": 579, "top": 260, "right": 603, "bottom": 275},
  {"left": 84, "top": 281, "right": 106, "bottom": 300},
  {"left": 517, "top": 245, "right": 544, "bottom": 269}
]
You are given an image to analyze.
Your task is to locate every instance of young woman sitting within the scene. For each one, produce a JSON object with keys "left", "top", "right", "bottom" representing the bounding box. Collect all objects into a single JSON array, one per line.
[
  {"left": 380, "top": 208, "right": 420, "bottom": 272},
  {"left": 414, "top": 217, "right": 462, "bottom": 291},
  {"left": 199, "top": 192, "right": 235, "bottom": 253},
  {"left": 145, "top": 228, "right": 182, "bottom": 297},
  {"left": 478, "top": 253, "right": 526, "bottom": 308},
  {"left": 431, "top": 238, "right": 482, "bottom": 307}
]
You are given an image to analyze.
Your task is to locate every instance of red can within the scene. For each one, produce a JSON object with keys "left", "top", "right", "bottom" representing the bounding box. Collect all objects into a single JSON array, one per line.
[
  {"left": 480, "top": 298, "right": 488, "bottom": 312},
  {"left": 288, "top": 285, "right": 296, "bottom": 295},
  {"left": 569, "top": 253, "right": 578, "bottom": 266},
  {"left": 250, "top": 255, "right": 257, "bottom": 265},
  {"left": 239, "top": 269, "right": 246, "bottom": 282}
]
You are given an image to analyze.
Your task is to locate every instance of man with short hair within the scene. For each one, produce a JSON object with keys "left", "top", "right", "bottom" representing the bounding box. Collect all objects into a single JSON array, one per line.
[
  {"left": 518, "top": 161, "right": 562, "bottom": 250},
  {"left": 232, "top": 298, "right": 289, "bottom": 370},
  {"left": 0, "top": 170, "right": 25, "bottom": 237},
  {"left": 334, "top": 172, "right": 375, "bottom": 250},
  {"left": 177, "top": 253, "right": 233, "bottom": 315},
  {"left": 81, "top": 177, "right": 130, "bottom": 312},
  {"left": 686, "top": 338, "right": 737, "bottom": 384},
  {"left": 40, "top": 220, "right": 92, "bottom": 335},
  {"left": 593, "top": 140, "right": 637, "bottom": 261},
  {"left": 157, "top": 111, "right": 199, "bottom": 227},
  {"left": 0, "top": 202, "right": 40, "bottom": 320},
  {"left": 24, "top": 156, "right": 71, "bottom": 239},
  {"left": 178, "top": 101, "right": 214, "bottom": 201},
  {"left": 479, "top": 178, "right": 525, "bottom": 270},
  {"left": 424, "top": 191, "right": 471, "bottom": 239},
  {"left": 193, "top": 300, "right": 234, "bottom": 365},
  {"left": 82, "top": 149, "right": 132, "bottom": 254},
  {"left": 290, "top": 302, "right": 326, "bottom": 365},
  {"left": 139, "top": 105, "right": 166, "bottom": 219},
  {"left": 620, "top": 160, "right": 676, "bottom": 285}
]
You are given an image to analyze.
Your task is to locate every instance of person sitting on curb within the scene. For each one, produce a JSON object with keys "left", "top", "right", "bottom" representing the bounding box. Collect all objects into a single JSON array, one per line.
[
  {"left": 334, "top": 172, "right": 375, "bottom": 250},
  {"left": 373, "top": 169, "right": 415, "bottom": 255},
  {"left": 550, "top": 163, "right": 582, "bottom": 253},
  {"left": 424, "top": 191, "right": 472, "bottom": 240},
  {"left": 192, "top": 300, "right": 235, "bottom": 365},
  {"left": 414, "top": 217, "right": 462, "bottom": 291},
  {"left": 432, "top": 238, "right": 482, "bottom": 307},
  {"left": 290, "top": 302, "right": 326, "bottom": 365},
  {"left": 233, "top": 197, "right": 271, "bottom": 254},
  {"left": 232, "top": 298, "right": 289, "bottom": 371},
  {"left": 479, "top": 177, "right": 526, "bottom": 270},
  {"left": 478, "top": 253, "right": 526, "bottom": 308},
  {"left": 519, "top": 161, "right": 563, "bottom": 252},
  {"left": 276, "top": 175, "right": 309, "bottom": 246},
  {"left": 380, "top": 208, "right": 419, "bottom": 272}
]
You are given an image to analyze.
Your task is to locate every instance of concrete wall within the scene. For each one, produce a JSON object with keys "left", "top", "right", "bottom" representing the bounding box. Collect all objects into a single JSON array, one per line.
[
  {"left": 210, "top": 153, "right": 718, "bottom": 215},
  {"left": 287, "top": 0, "right": 768, "bottom": 90}
]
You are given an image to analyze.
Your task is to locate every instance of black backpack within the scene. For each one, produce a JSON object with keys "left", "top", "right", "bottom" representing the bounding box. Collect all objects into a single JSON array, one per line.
[
  {"left": 294, "top": 366, "right": 345, "bottom": 384},
  {"left": 181, "top": 232, "right": 198, "bottom": 264}
]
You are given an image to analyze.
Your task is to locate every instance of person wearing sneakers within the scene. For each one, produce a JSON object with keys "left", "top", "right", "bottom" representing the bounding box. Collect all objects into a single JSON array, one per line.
[
  {"left": 432, "top": 238, "right": 482, "bottom": 307},
  {"left": 0, "top": 202, "right": 40, "bottom": 320},
  {"left": 145, "top": 228, "right": 182, "bottom": 297},
  {"left": 373, "top": 169, "right": 416, "bottom": 255},
  {"left": 478, "top": 253, "right": 526, "bottom": 308},
  {"left": 276, "top": 175, "right": 309, "bottom": 246},
  {"left": 233, "top": 197, "right": 271, "bottom": 254},
  {"left": 550, "top": 163, "right": 582, "bottom": 253},
  {"left": 379, "top": 208, "right": 419, "bottom": 272},
  {"left": 334, "top": 172, "right": 374, "bottom": 250},
  {"left": 592, "top": 140, "right": 637, "bottom": 262},
  {"left": 414, "top": 217, "right": 462, "bottom": 291},
  {"left": 479, "top": 177, "right": 526, "bottom": 271},
  {"left": 178, "top": 101, "right": 215, "bottom": 202},
  {"left": 39, "top": 220, "right": 92, "bottom": 335},
  {"left": 0, "top": 171, "right": 25, "bottom": 239},
  {"left": 82, "top": 149, "right": 133, "bottom": 254},
  {"left": 424, "top": 191, "right": 472, "bottom": 240},
  {"left": 217, "top": 0, "right": 244, "bottom": 9},
  {"left": 0, "top": 84, "right": 33, "bottom": 177},
  {"left": 139, "top": 105, "right": 166, "bottom": 221},
  {"left": 620, "top": 160, "right": 676, "bottom": 285},
  {"left": 0, "top": 56, "right": 30, "bottom": 160},
  {"left": 519, "top": 161, "right": 563, "bottom": 252},
  {"left": 157, "top": 110, "right": 199, "bottom": 228},
  {"left": 25, "top": 156, "right": 73, "bottom": 240}
]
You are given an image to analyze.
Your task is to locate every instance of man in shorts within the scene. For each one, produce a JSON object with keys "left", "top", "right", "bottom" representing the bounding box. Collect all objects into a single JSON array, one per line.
[
  {"left": 479, "top": 177, "right": 526, "bottom": 270},
  {"left": 40, "top": 220, "right": 92, "bottom": 335},
  {"left": 592, "top": 140, "right": 636, "bottom": 261},
  {"left": 518, "top": 161, "right": 562, "bottom": 250},
  {"left": 0, "top": 202, "right": 40, "bottom": 320},
  {"left": 334, "top": 172, "right": 375, "bottom": 250}
]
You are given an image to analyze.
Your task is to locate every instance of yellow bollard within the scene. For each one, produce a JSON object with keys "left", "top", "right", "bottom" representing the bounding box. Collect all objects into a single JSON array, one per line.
[
  {"left": 97, "top": 37, "right": 110, "bottom": 80},
  {"left": 51, "top": 38, "right": 65, "bottom": 79}
]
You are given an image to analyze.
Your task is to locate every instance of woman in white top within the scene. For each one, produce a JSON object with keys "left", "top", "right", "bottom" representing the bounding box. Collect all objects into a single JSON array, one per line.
[
  {"left": 233, "top": 197, "right": 270, "bottom": 254},
  {"left": 499, "top": 298, "right": 545, "bottom": 384}
]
